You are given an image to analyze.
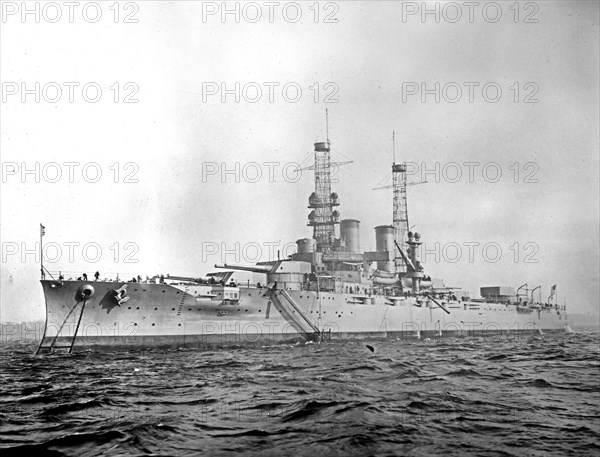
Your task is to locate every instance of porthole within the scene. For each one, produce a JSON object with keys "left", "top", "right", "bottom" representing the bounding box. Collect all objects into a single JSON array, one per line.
[
  {"left": 128, "top": 307, "right": 131, "bottom": 310},
  {"left": 172, "top": 308, "right": 175, "bottom": 311},
  {"left": 154, "top": 307, "right": 158, "bottom": 310},
  {"left": 162, "top": 290, "right": 166, "bottom": 293},
  {"left": 178, "top": 323, "right": 182, "bottom": 327},
  {"left": 152, "top": 323, "right": 155, "bottom": 326},
  {"left": 136, "top": 307, "right": 140, "bottom": 310}
]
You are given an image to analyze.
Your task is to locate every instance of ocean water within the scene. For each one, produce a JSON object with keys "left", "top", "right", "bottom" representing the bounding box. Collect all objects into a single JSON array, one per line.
[{"left": 1, "top": 332, "right": 599, "bottom": 457}]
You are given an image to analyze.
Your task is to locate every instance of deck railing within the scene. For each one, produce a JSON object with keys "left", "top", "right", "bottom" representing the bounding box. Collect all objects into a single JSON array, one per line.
[{"left": 44, "top": 271, "right": 265, "bottom": 288}]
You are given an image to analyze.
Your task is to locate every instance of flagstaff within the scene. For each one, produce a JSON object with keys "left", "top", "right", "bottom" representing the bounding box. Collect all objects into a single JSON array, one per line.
[
  {"left": 548, "top": 284, "right": 557, "bottom": 306},
  {"left": 40, "top": 223, "right": 45, "bottom": 280}
]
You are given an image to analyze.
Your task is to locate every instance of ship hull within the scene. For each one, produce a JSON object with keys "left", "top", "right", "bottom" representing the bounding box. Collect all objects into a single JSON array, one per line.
[{"left": 38, "top": 280, "right": 568, "bottom": 352}]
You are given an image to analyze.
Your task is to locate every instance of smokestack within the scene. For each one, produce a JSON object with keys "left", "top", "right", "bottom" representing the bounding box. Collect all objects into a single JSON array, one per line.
[
  {"left": 296, "top": 238, "right": 316, "bottom": 254},
  {"left": 341, "top": 219, "right": 360, "bottom": 254},
  {"left": 375, "top": 225, "right": 395, "bottom": 273}
]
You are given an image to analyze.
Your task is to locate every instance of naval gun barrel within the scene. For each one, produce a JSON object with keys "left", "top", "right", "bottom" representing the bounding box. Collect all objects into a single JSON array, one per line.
[
  {"left": 166, "top": 275, "right": 206, "bottom": 284},
  {"left": 214, "top": 264, "right": 272, "bottom": 274}
]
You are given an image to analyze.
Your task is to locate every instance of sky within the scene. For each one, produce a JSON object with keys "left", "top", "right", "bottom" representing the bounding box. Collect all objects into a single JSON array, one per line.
[{"left": 1, "top": 1, "right": 598, "bottom": 322}]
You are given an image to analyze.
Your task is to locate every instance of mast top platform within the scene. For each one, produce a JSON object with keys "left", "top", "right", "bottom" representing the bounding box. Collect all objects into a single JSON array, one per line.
[{"left": 314, "top": 142, "right": 330, "bottom": 152}]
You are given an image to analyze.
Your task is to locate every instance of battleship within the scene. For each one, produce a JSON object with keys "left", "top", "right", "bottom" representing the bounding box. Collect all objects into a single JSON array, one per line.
[{"left": 37, "top": 124, "right": 569, "bottom": 353}]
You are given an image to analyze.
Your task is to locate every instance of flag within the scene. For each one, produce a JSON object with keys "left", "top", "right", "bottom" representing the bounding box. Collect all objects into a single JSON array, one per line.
[
  {"left": 40, "top": 224, "right": 46, "bottom": 237},
  {"left": 550, "top": 284, "right": 556, "bottom": 296}
]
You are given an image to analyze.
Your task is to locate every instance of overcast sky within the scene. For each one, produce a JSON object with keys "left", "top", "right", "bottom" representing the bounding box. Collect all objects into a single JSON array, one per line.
[{"left": 1, "top": 1, "right": 598, "bottom": 322}]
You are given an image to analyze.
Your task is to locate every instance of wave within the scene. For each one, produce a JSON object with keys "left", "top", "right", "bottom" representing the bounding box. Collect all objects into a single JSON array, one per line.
[{"left": 2, "top": 332, "right": 598, "bottom": 456}]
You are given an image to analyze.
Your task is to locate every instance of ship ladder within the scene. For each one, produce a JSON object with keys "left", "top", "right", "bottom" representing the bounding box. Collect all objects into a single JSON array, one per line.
[
  {"left": 279, "top": 290, "right": 320, "bottom": 334},
  {"left": 268, "top": 289, "right": 320, "bottom": 340},
  {"left": 36, "top": 300, "right": 87, "bottom": 354}
]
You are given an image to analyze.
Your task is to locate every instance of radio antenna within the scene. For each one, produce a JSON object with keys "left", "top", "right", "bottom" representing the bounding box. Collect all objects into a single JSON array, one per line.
[{"left": 326, "top": 108, "right": 329, "bottom": 143}]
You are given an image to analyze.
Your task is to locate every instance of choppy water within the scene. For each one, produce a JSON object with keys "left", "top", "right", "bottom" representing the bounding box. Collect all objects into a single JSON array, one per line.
[{"left": 1, "top": 332, "right": 599, "bottom": 456}]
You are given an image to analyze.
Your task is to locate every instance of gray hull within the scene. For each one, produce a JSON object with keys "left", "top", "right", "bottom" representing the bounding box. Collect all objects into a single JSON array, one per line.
[{"left": 38, "top": 280, "right": 568, "bottom": 352}]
